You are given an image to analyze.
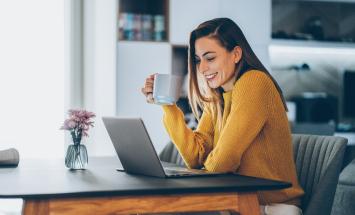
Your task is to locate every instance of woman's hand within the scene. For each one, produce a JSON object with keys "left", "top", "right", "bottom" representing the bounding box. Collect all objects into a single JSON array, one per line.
[{"left": 141, "top": 74, "right": 155, "bottom": 104}]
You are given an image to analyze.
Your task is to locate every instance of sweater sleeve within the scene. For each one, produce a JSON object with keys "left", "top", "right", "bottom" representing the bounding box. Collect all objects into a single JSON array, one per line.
[
  {"left": 162, "top": 104, "right": 214, "bottom": 168},
  {"left": 204, "top": 72, "right": 272, "bottom": 172}
]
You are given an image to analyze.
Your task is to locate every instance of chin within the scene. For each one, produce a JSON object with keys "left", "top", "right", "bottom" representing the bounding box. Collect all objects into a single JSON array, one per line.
[{"left": 207, "top": 82, "right": 220, "bottom": 89}]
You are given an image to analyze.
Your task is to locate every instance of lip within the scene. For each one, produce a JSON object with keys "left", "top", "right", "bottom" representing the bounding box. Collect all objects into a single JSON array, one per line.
[{"left": 205, "top": 72, "right": 217, "bottom": 81}]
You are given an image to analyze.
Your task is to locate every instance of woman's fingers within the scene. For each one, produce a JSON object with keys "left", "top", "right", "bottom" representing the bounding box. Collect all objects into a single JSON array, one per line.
[
  {"left": 149, "top": 73, "right": 156, "bottom": 80},
  {"left": 141, "top": 74, "right": 156, "bottom": 104},
  {"left": 141, "top": 84, "right": 153, "bottom": 94},
  {"left": 146, "top": 93, "right": 154, "bottom": 104},
  {"left": 144, "top": 81, "right": 153, "bottom": 89},
  {"left": 141, "top": 87, "right": 148, "bottom": 96},
  {"left": 145, "top": 76, "right": 154, "bottom": 84}
]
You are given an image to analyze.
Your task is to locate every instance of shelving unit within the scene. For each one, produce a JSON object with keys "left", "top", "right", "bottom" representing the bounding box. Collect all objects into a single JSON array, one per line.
[
  {"left": 271, "top": 39, "right": 355, "bottom": 49},
  {"left": 272, "top": 0, "right": 355, "bottom": 44},
  {"left": 118, "top": 0, "right": 169, "bottom": 42},
  {"left": 270, "top": 1, "right": 355, "bottom": 126}
]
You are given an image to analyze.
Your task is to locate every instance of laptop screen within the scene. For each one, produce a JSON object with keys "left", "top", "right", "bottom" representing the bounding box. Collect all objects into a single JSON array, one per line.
[{"left": 102, "top": 117, "right": 166, "bottom": 177}]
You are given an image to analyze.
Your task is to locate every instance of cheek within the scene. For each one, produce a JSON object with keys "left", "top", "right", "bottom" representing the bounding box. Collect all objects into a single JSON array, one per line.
[{"left": 221, "top": 59, "right": 236, "bottom": 78}]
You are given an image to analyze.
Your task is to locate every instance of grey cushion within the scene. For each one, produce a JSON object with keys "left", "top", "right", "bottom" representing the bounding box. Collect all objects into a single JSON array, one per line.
[
  {"left": 292, "top": 134, "right": 347, "bottom": 215},
  {"left": 331, "top": 159, "right": 355, "bottom": 215}
]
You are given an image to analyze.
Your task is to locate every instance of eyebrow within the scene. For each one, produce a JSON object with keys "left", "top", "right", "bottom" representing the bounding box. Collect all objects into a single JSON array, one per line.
[{"left": 195, "top": 51, "right": 216, "bottom": 58}]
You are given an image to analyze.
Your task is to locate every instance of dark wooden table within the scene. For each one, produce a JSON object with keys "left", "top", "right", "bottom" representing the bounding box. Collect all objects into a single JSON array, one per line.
[{"left": 0, "top": 157, "right": 291, "bottom": 215}]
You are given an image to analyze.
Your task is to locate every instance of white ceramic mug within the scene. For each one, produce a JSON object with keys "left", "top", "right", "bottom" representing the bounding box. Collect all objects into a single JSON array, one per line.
[{"left": 153, "top": 74, "right": 183, "bottom": 105}]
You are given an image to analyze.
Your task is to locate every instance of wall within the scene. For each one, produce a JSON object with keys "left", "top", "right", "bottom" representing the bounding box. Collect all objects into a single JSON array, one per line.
[
  {"left": 218, "top": 0, "right": 271, "bottom": 70},
  {"left": 116, "top": 42, "right": 172, "bottom": 153},
  {"left": 83, "top": 0, "right": 117, "bottom": 156}
]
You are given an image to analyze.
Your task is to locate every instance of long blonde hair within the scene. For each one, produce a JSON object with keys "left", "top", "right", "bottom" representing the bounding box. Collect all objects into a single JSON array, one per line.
[{"left": 188, "top": 18, "right": 287, "bottom": 130}]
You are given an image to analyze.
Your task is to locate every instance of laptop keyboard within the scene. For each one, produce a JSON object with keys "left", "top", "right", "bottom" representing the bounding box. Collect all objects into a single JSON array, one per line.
[
  {"left": 164, "top": 169, "right": 195, "bottom": 176},
  {"left": 164, "top": 167, "right": 209, "bottom": 176}
]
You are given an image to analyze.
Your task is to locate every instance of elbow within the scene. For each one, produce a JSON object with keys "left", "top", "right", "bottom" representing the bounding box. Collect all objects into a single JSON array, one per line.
[
  {"left": 184, "top": 157, "right": 203, "bottom": 169},
  {"left": 204, "top": 158, "right": 240, "bottom": 173},
  {"left": 178, "top": 151, "right": 201, "bottom": 169},
  {"left": 186, "top": 162, "right": 201, "bottom": 169}
]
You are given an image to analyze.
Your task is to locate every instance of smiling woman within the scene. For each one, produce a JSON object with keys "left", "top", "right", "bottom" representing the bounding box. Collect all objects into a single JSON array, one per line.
[
  {"left": 142, "top": 18, "right": 304, "bottom": 215},
  {"left": 0, "top": 0, "right": 65, "bottom": 159}
]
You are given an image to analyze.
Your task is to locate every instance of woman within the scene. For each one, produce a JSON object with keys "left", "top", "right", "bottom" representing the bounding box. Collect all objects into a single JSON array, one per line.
[{"left": 141, "top": 18, "right": 304, "bottom": 215}]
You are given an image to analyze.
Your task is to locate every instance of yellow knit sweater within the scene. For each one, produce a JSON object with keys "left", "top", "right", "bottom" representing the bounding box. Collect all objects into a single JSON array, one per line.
[{"left": 162, "top": 70, "right": 304, "bottom": 205}]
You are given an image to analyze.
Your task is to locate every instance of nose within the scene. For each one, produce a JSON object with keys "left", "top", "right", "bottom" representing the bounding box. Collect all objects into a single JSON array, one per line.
[{"left": 198, "top": 60, "right": 208, "bottom": 74}]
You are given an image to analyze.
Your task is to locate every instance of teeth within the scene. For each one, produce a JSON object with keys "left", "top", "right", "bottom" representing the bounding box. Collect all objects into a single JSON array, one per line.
[{"left": 206, "top": 73, "right": 217, "bottom": 79}]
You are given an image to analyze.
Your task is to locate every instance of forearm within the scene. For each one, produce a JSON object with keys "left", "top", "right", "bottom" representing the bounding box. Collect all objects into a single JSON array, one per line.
[{"left": 162, "top": 105, "right": 212, "bottom": 168}]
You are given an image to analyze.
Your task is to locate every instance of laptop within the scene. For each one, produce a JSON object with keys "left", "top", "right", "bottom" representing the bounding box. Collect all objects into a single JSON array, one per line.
[{"left": 102, "top": 117, "right": 223, "bottom": 178}]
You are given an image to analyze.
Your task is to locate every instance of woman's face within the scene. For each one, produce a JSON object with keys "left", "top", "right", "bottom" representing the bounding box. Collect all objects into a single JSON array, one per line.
[{"left": 195, "top": 36, "right": 241, "bottom": 91}]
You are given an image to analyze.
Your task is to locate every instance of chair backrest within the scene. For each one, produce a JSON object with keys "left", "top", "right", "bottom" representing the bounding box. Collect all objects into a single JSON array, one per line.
[
  {"left": 292, "top": 134, "right": 347, "bottom": 215},
  {"left": 159, "top": 142, "right": 185, "bottom": 167}
]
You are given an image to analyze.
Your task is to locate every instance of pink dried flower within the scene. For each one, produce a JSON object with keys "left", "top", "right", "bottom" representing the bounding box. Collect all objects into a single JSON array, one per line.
[{"left": 60, "top": 109, "right": 96, "bottom": 144}]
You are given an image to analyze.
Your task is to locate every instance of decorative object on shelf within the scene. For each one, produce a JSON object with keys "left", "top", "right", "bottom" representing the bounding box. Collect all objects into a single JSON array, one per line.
[
  {"left": 142, "top": 14, "right": 153, "bottom": 41},
  {"left": 119, "top": 13, "right": 135, "bottom": 40},
  {"left": 118, "top": 12, "right": 165, "bottom": 41},
  {"left": 61, "top": 109, "right": 96, "bottom": 170},
  {"left": 303, "top": 16, "right": 324, "bottom": 41},
  {"left": 154, "top": 15, "right": 165, "bottom": 41}
]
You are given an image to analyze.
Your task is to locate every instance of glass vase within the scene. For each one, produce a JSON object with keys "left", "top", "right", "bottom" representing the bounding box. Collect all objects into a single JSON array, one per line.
[{"left": 65, "top": 144, "right": 88, "bottom": 170}]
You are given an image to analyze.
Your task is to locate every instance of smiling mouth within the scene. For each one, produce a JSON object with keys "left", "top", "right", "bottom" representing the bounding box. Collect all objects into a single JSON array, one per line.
[{"left": 205, "top": 73, "right": 217, "bottom": 81}]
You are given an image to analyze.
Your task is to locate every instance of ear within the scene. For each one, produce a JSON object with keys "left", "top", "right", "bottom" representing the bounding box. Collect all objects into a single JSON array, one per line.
[{"left": 232, "top": 46, "right": 242, "bottom": 64}]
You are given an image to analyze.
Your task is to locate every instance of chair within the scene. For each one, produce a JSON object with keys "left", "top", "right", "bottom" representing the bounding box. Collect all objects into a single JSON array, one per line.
[
  {"left": 159, "top": 141, "right": 185, "bottom": 167},
  {"left": 159, "top": 134, "right": 348, "bottom": 215},
  {"left": 331, "top": 158, "right": 355, "bottom": 215},
  {"left": 292, "top": 134, "right": 347, "bottom": 215}
]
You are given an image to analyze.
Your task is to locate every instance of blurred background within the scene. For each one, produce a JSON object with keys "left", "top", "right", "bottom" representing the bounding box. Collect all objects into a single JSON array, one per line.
[
  {"left": 0, "top": 0, "right": 355, "bottom": 214},
  {"left": 0, "top": 0, "right": 354, "bottom": 163}
]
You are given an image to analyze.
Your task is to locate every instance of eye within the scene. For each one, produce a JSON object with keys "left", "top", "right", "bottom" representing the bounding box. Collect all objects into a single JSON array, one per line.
[
  {"left": 195, "top": 59, "right": 200, "bottom": 64},
  {"left": 206, "top": 57, "right": 215, "bottom": 62}
]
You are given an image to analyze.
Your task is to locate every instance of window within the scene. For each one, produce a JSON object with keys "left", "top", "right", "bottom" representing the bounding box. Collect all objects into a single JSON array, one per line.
[{"left": 0, "top": 0, "right": 65, "bottom": 158}]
